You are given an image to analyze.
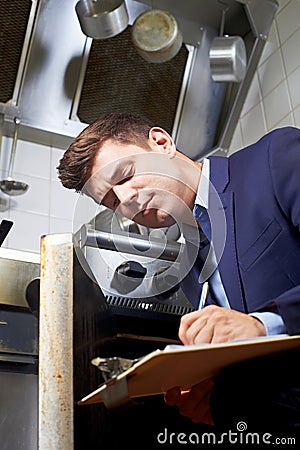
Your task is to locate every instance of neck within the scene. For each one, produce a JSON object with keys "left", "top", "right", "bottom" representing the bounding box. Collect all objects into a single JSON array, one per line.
[{"left": 175, "top": 151, "right": 203, "bottom": 207}]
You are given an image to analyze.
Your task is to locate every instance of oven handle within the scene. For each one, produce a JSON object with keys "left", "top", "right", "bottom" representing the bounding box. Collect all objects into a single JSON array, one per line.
[{"left": 79, "top": 225, "right": 182, "bottom": 262}]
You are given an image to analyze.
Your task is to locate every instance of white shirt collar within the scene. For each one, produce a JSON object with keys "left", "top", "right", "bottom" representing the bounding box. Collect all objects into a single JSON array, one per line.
[{"left": 195, "top": 157, "right": 210, "bottom": 209}]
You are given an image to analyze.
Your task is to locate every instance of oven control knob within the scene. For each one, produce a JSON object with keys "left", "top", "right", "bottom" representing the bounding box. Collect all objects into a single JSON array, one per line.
[
  {"left": 111, "top": 261, "right": 147, "bottom": 294},
  {"left": 116, "top": 260, "right": 147, "bottom": 278}
]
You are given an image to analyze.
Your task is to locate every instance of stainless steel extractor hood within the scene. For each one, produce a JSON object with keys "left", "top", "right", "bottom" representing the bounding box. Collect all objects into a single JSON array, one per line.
[{"left": 0, "top": 0, "right": 278, "bottom": 160}]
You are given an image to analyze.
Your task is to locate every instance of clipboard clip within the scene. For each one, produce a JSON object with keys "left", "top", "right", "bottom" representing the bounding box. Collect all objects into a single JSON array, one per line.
[
  {"left": 91, "top": 356, "right": 140, "bottom": 410},
  {"left": 91, "top": 356, "right": 139, "bottom": 382}
]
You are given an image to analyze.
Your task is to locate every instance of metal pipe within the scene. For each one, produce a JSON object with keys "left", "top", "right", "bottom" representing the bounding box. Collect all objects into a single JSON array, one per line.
[{"left": 83, "top": 226, "right": 182, "bottom": 262}]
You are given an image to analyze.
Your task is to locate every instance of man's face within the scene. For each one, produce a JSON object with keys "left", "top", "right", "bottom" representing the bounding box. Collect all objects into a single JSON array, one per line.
[{"left": 85, "top": 137, "right": 197, "bottom": 228}]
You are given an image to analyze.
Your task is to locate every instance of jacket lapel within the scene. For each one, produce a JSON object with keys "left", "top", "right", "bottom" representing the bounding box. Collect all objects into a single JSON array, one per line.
[{"left": 208, "top": 157, "right": 246, "bottom": 312}]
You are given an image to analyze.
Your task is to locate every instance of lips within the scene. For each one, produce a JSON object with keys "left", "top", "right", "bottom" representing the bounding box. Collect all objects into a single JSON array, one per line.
[
  {"left": 141, "top": 196, "right": 153, "bottom": 216},
  {"left": 142, "top": 207, "right": 151, "bottom": 217}
]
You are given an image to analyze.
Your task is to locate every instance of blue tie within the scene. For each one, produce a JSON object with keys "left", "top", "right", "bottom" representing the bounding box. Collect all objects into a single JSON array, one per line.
[
  {"left": 194, "top": 204, "right": 211, "bottom": 241},
  {"left": 193, "top": 204, "right": 230, "bottom": 309}
]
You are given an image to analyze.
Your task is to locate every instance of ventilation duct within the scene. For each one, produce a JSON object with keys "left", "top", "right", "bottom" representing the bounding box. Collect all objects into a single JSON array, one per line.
[{"left": 0, "top": 0, "right": 278, "bottom": 160}]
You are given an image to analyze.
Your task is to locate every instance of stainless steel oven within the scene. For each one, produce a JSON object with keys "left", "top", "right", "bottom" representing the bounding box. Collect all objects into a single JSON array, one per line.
[{"left": 0, "top": 248, "right": 39, "bottom": 450}]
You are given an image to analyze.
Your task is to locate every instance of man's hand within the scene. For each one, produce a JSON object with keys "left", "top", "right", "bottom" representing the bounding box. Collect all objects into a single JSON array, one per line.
[
  {"left": 179, "top": 305, "right": 266, "bottom": 345},
  {"left": 164, "top": 306, "right": 266, "bottom": 424},
  {"left": 164, "top": 378, "right": 215, "bottom": 424}
]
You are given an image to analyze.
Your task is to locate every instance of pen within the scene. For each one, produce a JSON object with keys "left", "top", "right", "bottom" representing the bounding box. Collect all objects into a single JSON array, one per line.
[{"left": 198, "top": 281, "right": 209, "bottom": 310}]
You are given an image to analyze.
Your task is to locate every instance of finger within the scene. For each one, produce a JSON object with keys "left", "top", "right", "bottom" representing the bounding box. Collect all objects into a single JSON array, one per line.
[
  {"left": 178, "top": 390, "right": 209, "bottom": 419},
  {"left": 179, "top": 311, "right": 202, "bottom": 339},
  {"left": 164, "top": 386, "right": 182, "bottom": 406},
  {"left": 190, "top": 380, "right": 214, "bottom": 424},
  {"left": 178, "top": 378, "right": 214, "bottom": 412},
  {"left": 190, "top": 389, "right": 214, "bottom": 425},
  {"left": 179, "top": 379, "right": 215, "bottom": 422},
  {"left": 179, "top": 306, "right": 221, "bottom": 345},
  {"left": 193, "top": 323, "right": 215, "bottom": 344},
  {"left": 183, "top": 317, "right": 215, "bottom": 345},
  {"left": 179, "top": 311, "right": 206, "bottom": 344},
  {"left": 191, "top": 377, "right": 215, "bottom": 392}
]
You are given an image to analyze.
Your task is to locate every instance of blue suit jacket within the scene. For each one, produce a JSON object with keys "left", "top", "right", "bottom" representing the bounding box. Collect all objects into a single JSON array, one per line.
[{"left": 182, "top": 126, "right": 300, "bottom": 335}]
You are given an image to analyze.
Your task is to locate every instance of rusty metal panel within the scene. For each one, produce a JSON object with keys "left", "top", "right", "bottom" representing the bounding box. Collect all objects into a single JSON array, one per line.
[{"left": 39, "top": 233, "right": 74, "bottom": 450}]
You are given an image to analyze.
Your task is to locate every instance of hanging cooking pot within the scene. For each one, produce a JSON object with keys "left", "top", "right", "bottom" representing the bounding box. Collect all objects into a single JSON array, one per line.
[
  {"left": 131, "top": 9, "right": 183, "bottom": 63},
  {"left": 209, "top": 5, "right": 247, "bottom": 83},
  {"left": 209, "top": 35, "right": 247, "bottom": 83},
  {"left": 75, "top": 0, "right": 129, "bottom": 40}
]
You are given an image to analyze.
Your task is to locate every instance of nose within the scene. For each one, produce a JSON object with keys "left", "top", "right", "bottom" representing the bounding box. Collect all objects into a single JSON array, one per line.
[{"left": 113, "top": 184, "right": 137, "bottom": 206}]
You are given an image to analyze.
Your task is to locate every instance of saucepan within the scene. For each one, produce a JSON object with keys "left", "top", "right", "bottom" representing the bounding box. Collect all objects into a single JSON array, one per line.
[
  {"left": 75, "top": 0, "right": 129, "bottom": 39},
  {"left": 209, "top": 35, "right": 247, "bottom": 83},
  {"left": 131, "top": 9, "right": 183, "bottom": 63},
  {"left": 209, "top": 6, "right": 247, "bottom": 83}
]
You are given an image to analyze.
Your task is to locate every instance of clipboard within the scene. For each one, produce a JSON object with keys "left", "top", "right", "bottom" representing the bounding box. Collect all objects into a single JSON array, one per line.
[{"left": 78, "top": 334, "right": 300, "bottom": 408}]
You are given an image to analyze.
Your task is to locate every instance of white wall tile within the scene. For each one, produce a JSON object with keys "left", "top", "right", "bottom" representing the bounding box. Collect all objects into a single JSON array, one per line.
[
  {"left": 240, "top": 73, "right": 262, "bottom": 117},
  {"left": 49, "top": 205, "right": 99, "bottom": 236},
  {"left": 228, "top": 122, "right": 243, "bottom": 155},
  {"left": 8, "top": 175, "right": 50, "bottom": 216},
  {"left": 258, "top": 49, "right": 285, "bottom": 98},
  {"left": 51, "top": 147, "right": 65, "bottom": 181},
  {"left": 13, "top": 140, "right": 51, "bottom": 179},
  {"left": 0, "top": 211, "right": 12, "bottom": 248},
  {"left": 50, "top": 180, "right": 80, "bottom": 220},
  {"left": 7, "top": 210, "right": 49, "bottom": 253},
  {"left": 49, "top": 217, "right": 74, "bottom": 234},
  {"left": 0, "top": 136, "right": 11, "bottom": 178},
  {"left": 277, "top": 0, "right": 292, "bottom": 13},
  {"left": 293, "top": 103, "right": 300, "bottom": 126},
  {"left": 73, "top": 193, "right": 100, "bottom": 224},
  {"left": 276, "top": 0, "right": 300, "bottom": 44},
  {"left": 258, "top": 22, "right": 280, "bottom": 66},
  {"left": 263, "top": 80, "right": 292, "bottom": 129},
  {"left": 0, "top": 211, "right": 11, "bottom": 248},
  {"left": 281, "top": 27, "right": 300, "bottom": 75},
  {"left": 240, "top": 102, "right": 267, "bottom": 148},
  {"left": 287, "top": 65, "right": 300, "bottom": 109},
  {"left": 0, "top": 195, "right": 10, "bottom": 215},
  {"left": 273, "top": 112, "right": 295, "bottom": 128}
]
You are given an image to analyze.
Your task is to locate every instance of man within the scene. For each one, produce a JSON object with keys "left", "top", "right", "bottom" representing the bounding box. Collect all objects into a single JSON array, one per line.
[{"left": 58, "top": 112, "right": 300, "bottom": 433}]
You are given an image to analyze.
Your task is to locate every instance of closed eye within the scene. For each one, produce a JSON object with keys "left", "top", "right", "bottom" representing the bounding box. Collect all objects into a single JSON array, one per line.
[
  {"left": 117, "top": 175, "right": 133, "bottom": 186},
  {"left": 100, "top": 190, "right": 119, "bottom": 209}
]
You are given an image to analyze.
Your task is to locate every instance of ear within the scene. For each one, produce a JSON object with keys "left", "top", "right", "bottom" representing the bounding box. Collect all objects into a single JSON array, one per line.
[{"left": 148, "top": 127, "right": 176, "bottom": 158}]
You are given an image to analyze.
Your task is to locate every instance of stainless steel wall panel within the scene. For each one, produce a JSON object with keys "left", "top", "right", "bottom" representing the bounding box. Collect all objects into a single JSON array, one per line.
[
  {"left": 0, "top": 248, "right": 40, "bottom": 308},
  {"left": 0, "top": 371, "right": 37, "bottom": 450}
]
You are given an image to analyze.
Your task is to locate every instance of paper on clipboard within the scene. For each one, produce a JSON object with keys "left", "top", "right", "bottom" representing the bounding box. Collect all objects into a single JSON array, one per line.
[{"left": 78, "top": 334, "right": 300, "bottom": 407}]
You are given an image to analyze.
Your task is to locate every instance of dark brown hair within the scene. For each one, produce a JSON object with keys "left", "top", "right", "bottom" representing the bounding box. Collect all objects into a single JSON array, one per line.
[{"left": 57, "top": 112, "right": 154, "bottom": 192}]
